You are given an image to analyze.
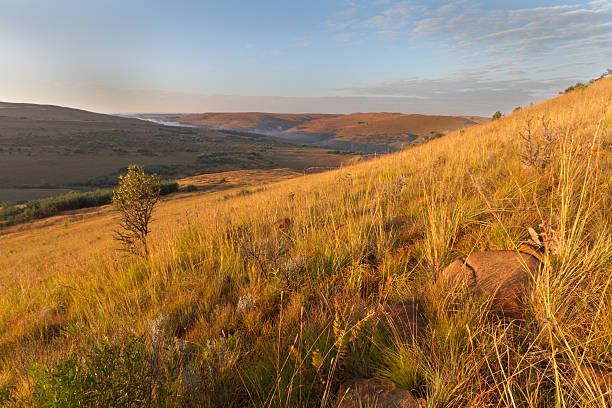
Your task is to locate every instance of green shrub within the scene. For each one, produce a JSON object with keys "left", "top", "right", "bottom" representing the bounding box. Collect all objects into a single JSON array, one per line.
[
  {"left": 31, "top": 335, "right": 182, "bottom": 408},
  {"left": 562, "top": 82, "right": 587, "bottom": 94},
  {"left": 0, "top": 386, "right": 17, "bottom": 406},
  {"left": 143, "top": 164, "right": 178, "bottom": 175},
  {"left": 159, "top": 181, "right": 179, "bottom": 195},
  {"left": 113, "top": 165, "right": 162, "bottom": 256}
]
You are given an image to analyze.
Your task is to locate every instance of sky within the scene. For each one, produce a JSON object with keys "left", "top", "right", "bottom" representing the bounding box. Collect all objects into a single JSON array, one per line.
[{"left": 1, "top": 0, "right": 611, "bottom": 116}]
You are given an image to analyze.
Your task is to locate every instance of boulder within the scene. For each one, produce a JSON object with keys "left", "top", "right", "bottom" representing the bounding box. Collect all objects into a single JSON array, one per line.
[
  {"left": 439, "top": 250, "right": 540, "bottom": 318},
  {"left": 335, "top": 378, "right": 421, "bottom": 408}
]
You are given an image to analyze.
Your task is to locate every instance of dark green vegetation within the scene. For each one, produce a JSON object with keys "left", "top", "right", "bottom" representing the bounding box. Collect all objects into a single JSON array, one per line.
[
  {"left": 0, "top": 102, "right": 351, "bottom": 202},
  {"left": 0, "top": 181, "right": 177, "bottom": 227},
  {"left": 560, "top": 68, "right": 611, "bottom": 94},
  {"left": 2, "top": 335, "right": 184, "bottom": 407}
]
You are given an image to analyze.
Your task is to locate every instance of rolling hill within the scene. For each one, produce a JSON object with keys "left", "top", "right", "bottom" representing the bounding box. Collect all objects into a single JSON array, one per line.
[
  {"left": 1, "top": 78, "right": 610, "bottom": 406},
  {"left": 139, "top": 111, "right": 489, "bottom": 152},
  {"left": 0, "top": 102, "right": 356, "bottom": 202},
  {"left": 159, "top": 112, "right": 336, "bottom": 134}
]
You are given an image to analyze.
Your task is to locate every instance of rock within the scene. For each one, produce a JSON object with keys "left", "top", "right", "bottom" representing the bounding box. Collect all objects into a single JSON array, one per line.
[
  {"left": 281, "top": 255, "right": 308, "bottom": 278},
  {"left": 386, "top": 216, "right": 410, "bottom": 230},
  {"left": 173, "top": 338, "right": 200, "bottom": 397},
  {"left": 335, "top": 378, "right": 420, "bottom": 408},
  {"left": 439, "top": 250, "right": 540, "bottom": 318},
  {"left": 39, "top": 305, "right": 64, "bottom": 324}
]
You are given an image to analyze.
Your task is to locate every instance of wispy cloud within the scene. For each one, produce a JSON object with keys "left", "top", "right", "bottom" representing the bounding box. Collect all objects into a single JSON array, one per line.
[
  {"left": 327, "top": 1, "right": 612, "bottom": 111},
  {"left": 329, "top": 0, "right": 612, "bottom": 56}
]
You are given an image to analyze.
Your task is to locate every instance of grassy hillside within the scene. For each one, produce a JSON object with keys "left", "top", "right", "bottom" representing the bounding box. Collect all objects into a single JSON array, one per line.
[
  {"left": 173, "top": 112, "right": 337, "bottom": 134},
  {"left": 0, "top": 78, "right": 610, "bottom": 407},
  {"left": 146, "top": 111, "right": 489, "bottom": 153},
  {"left": 0, "top": 103, "right": 353, "bottom": 202},
  {"left": 284, "top": 112, "right": 489, "bottom": 151}
]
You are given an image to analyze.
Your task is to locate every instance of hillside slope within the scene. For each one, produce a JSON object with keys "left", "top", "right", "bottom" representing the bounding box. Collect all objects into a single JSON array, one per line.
[
  {"left": 147, "top": 111, "right": 489, "bottom": 152},
  {"left": 0, "top": 79, "right": 610, "bottom": 406},
  {"left": 285, "top": 112, "right": 488, "bottom": 151}
]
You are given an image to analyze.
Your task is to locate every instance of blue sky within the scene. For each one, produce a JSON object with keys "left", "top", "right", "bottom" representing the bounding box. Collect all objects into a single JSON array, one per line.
[{"left": 1, "top": 0, "right": 611, "bottom": 115}]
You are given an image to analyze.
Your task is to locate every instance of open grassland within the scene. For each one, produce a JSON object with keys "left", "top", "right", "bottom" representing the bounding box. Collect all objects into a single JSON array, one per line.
[
  {"left": 0, "top": 103, "right": 351, "bottom": 201},
  {"left": 177, "top": 168, "right": 304, "bottom": 191},
  {"left": 0, "top": 78, "right": 611, "bottom": 407}
]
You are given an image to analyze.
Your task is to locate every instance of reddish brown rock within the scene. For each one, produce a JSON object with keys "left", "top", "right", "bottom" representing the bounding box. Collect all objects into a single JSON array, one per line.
[
  {"left": 439, "top": 250, "right": 540, "bottom": 318},
  {"left": 335, "top": 378, "right": 420, "bottom": 408}
]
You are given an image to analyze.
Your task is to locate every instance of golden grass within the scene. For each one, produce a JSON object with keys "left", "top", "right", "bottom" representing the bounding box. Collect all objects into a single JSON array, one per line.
[{"left": 0, "top": 78, "right": 610, "bottom": 406}]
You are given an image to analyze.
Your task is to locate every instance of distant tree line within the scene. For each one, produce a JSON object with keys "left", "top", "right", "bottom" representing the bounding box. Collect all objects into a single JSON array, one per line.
[
  {"left": 560, "top": 68, "right": 612, "bottom": 94},
  {"left": 0, "top": 180, "right": 178, "bottom": 228},
  {"left": 489, "top": 68, "right": 611, "bottom": 120}
]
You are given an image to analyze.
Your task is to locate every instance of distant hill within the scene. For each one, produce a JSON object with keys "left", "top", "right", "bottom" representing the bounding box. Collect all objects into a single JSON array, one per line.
[
  {"left": 177, "top": 112, "right": 337, "bottom": 135},
  {"left": 0, "top": 102, "right": 129, "bottom": 122},
  {"left": 283, "top": 112, "right": 489, "bottom": 152},
  {"left": 0, "top": 103, "right": 354, "bottom": 202},
  {"left": 140, "top": 112, "right": 489, "bottom": 152}
]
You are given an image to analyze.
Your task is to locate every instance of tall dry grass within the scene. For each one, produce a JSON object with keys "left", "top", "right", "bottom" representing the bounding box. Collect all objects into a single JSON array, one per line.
[{"left": 0, "top": 78, "right": 610, "bottom": 406}]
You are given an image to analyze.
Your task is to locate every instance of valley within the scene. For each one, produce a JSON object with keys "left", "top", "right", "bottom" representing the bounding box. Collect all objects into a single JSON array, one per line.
[
  {"left": 139, "top": 111, "right": 489, "bottom": 153},
  {"left": 0, "top": 103, "right": 354, "bottom": 202}
]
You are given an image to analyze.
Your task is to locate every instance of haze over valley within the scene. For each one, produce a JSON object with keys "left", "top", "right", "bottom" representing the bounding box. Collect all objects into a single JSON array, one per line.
[{"left": 137, "top": 112, "right": 489, "bottom": 152}]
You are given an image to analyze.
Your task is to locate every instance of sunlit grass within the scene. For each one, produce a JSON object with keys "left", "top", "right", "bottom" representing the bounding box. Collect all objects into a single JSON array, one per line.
[{"left": 0, "top": 78, "right": 610, "bottom": 406}]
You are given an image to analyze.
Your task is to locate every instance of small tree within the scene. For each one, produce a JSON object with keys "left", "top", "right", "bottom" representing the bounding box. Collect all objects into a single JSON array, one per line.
[
  {"left": 113, "top": 165, "right": 161, "bottom": 256},
  {"left": 492, "top": 111, "right": 502, "bottom": 121}
]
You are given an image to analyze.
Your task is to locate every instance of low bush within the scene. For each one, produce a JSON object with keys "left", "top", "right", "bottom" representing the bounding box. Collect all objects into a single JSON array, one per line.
[
  {"left": 30, "top": 335, "right": 183, "bottom": 408},
  {"left": 562, "top": 82, "right": 587, "bottom": 94}
]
